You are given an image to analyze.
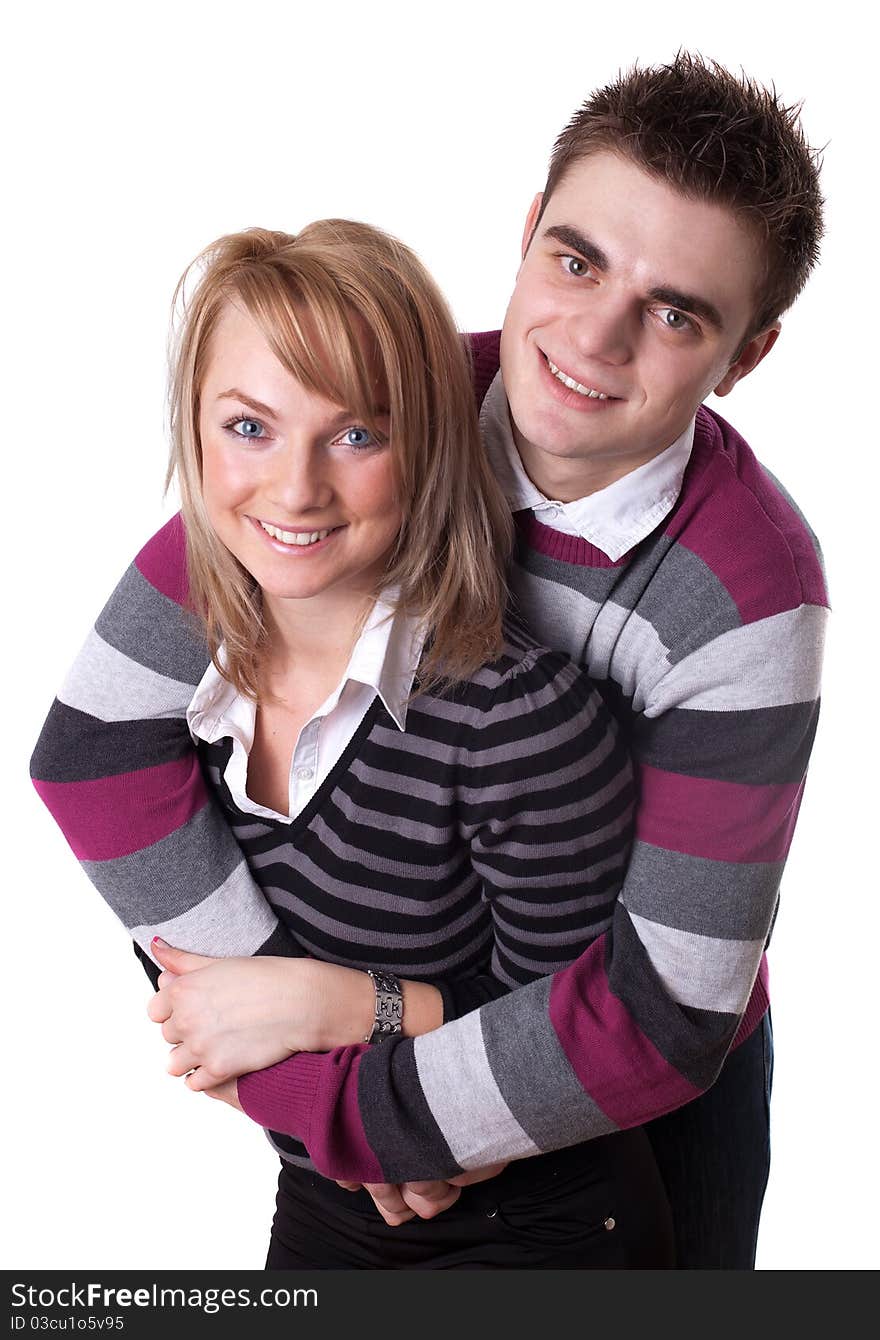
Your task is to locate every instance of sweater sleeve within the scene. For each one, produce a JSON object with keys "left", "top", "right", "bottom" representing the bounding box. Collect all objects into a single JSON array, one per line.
[
  {"left": 238, "top": 585, "right": 826, "bottom": 1183},
  {"left": 27, "top": 511, "right": 519, "bottom": 1021},
  {"left": 29, "top": 514, "right": 298, "bottom": 964}
]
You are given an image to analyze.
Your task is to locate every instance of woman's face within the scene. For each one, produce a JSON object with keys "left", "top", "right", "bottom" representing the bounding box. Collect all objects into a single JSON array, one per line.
[{"left": 198, "top": 302, "right": 402, "bottom": 611}]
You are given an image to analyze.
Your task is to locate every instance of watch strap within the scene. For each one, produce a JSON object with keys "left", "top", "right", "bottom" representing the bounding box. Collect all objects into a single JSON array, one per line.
[{"left": 365, "top": 969, "right": 403, "bottom": 1043}]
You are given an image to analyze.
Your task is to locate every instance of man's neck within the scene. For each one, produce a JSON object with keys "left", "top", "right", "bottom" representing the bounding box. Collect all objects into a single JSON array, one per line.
[{"left": 512, "top": 424, "right": 685, "bottom": 502}]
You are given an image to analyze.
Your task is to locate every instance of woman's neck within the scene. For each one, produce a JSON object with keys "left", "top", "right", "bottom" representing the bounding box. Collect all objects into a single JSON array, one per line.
[{"left": 261, "top": 585, "right": 376, "bottom": 683}]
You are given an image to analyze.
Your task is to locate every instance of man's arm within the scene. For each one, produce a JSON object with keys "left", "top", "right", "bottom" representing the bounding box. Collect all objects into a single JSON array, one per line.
[
  {"left": 28, "top": 514, "right": 516, "bottom": 1023},
  {"left": 30, "top": 514, "right": 297, "bottom": 964},
  {"left": 29, "top": 337, "right": 499, "bottom": 975},
  {"left": 235, "top": 573, "right": 827, "bottom": 1184}
]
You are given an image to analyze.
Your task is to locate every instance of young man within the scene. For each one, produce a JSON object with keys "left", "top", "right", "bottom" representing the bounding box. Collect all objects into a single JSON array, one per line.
[{"left": 31, "top": 54, "right": 827, "bottom": 1268}]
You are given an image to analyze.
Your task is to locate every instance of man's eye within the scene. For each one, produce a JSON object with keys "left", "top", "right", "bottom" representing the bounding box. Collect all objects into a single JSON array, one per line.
[
  {"left": 657, "top": 308, "right": 693, "bottom": 333},
  {"left": 561, "top": 255, "right": 589, "bottom": 277}
]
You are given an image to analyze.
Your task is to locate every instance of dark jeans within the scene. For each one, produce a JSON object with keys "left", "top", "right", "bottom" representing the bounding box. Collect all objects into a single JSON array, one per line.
[
  {"left": 644, "top": 1010, "right": 774, "bottom": 1269},
  {"left": 266, "top": 1125, "right": 674, "bottom": 1270}
]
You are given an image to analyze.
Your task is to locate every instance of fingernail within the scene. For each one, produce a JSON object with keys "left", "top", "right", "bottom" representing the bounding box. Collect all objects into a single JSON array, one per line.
[{"left": 152, "top": 936, "right": 169, "bottom": 948}]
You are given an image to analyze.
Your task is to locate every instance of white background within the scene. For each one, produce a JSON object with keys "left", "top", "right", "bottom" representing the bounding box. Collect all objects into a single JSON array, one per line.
[{"left": 5, "top": 0, "right": 876, "bottom": 1272}]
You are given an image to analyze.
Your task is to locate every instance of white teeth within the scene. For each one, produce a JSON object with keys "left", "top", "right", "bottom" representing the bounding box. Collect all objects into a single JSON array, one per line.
[
  {"left": 547, "top": 358, "right": 608, "bottom": 399},
  {"left": 259, "top": 522, "right": 333, "bottom": 546}
]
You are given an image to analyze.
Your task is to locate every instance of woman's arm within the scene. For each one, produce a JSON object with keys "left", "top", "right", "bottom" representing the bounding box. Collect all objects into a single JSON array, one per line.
[
  {"left": 146, "top": 940, "right": 445, "bottom": 1087},
  {"left": 149, "top": 639, "right": 630, "bottom": 1096},
  {"left": 233, "top": 638, "right": 636, "bottom": 1155}
]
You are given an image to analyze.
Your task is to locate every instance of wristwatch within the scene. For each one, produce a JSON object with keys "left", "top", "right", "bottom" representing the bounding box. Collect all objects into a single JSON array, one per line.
[{"left": 365, "top": 969, "right": 403, "bottom": 1043}]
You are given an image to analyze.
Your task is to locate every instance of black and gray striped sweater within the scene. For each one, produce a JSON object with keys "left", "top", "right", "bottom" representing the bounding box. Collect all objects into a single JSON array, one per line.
[{"left": 198, "top": 615, "right": 632, "bottom": 1166}]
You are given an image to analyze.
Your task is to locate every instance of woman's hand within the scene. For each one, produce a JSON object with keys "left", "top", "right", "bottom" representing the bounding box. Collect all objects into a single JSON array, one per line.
[{"left": 147, "top": 938, "right": 375, "bottom": 1089}]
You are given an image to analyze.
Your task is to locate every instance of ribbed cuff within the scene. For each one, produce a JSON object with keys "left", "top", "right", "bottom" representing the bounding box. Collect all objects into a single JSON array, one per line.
[
  {"left": 237, "top": 1052, "right": 327, "bottom": 1140},
  {"left": 731, "top": 955, "right": 770, "bottom": 1049}
]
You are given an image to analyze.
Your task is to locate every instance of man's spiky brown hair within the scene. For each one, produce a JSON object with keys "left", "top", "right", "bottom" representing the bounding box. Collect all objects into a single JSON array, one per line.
[{"left": 538, "top": 52, "right": 824, "bottom": 337}]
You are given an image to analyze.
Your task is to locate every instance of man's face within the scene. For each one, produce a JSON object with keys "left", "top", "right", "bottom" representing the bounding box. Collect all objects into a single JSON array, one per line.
[{"left": 500, "top": 151, "right": 778, "bottom": 495}]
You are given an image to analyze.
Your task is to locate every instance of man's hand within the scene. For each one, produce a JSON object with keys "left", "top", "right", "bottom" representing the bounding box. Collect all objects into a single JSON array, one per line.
[
  {"left": 201, "top": 1077, "right": 244, "bottom": 1111},
  {"left": 336, "top": 1164, "right": 508, "bottom": 1226}
]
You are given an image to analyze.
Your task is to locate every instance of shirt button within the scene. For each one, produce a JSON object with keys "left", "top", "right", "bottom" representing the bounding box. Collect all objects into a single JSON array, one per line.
[
  {"left": 294, "top": 768, "right": 314, "bottom": 782},
  {"left": 604, "top": 1217, "right": 616, "bottom": 1231},
  {"left": 485, "top": 1206, "right": 498, "bottom": 1219}
]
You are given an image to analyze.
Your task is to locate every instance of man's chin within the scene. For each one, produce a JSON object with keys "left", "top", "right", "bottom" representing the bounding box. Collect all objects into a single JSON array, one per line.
[{"left": 514, "top": 415, "right": 610, "bottom": 464}]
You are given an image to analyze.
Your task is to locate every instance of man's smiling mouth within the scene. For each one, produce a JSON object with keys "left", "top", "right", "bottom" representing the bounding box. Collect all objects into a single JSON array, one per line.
[{"left": 545, "top": 355, "right": 616, "bottom": 400}]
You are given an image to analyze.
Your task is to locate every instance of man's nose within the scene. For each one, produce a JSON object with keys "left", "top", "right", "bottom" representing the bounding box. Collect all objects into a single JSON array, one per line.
[{"left": 566, "top": 294, "right": 634, "bottom": 368}]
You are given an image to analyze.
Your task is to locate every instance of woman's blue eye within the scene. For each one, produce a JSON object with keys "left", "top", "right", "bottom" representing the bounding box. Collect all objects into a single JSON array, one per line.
[
  {"left": 343, "top": 427, "right": 375, "bottom": 449},
  {"left": 234, "top": 418, "right": 264, "bottom": 438}
]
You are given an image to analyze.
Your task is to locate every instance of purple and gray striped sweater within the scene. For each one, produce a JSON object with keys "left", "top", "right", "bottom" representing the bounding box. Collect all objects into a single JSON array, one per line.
[{"left": 30, "top": 331, "right": 827, "bottom": 1183}]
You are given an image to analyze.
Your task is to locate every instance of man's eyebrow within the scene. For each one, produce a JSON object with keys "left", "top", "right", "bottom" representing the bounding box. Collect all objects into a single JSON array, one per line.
[
  {"left": 542, "top": 225, "right": 725, "bottom": 331},
  {"left": 217, "top": 389, "right": 280, "bottom": 419},
  {"left": 648, "top": 287, "right": 724, "bottom": 331},
  {"left": 542, "top": 225, "right": 610, "bottom": 271}
]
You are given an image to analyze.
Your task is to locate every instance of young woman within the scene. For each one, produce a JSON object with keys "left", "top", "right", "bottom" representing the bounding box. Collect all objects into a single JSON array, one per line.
[{"left": 32, "top": 220, "right": 673, "bottom": 1268}]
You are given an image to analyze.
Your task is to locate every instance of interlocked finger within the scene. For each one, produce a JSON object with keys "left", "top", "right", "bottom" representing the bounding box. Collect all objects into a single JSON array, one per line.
[
  {"left": 361, "top": 1183, "right": 417, "bottom": 1226},
  {"left": 166, "top": 1043, "right": 199, "bottom": 1078},
  {"left": 147, "top": 991, "right": 172, "bottom": 1024},
  {"left": 399, "top": 1180, "right": 461, "bottom": 1218}
]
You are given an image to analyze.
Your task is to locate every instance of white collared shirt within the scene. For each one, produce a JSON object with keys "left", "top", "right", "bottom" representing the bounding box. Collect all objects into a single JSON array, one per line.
[
  {"left": 187, "top": 594, "right": 425, "bottom": 824},
  {"left": 480, "top": 372, "right": 695, "bottom": 561}
]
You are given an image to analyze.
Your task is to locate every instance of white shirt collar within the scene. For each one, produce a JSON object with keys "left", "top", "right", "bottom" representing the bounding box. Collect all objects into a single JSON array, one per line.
[
  {"left": 345, "top": 592, "right": 425, "bottom": 731},
  {"left": 187, "top": 592, "right": 424, "bottom": 748},
  {"left": 479, "top": 371, "right": 694, "bottom": 561}
]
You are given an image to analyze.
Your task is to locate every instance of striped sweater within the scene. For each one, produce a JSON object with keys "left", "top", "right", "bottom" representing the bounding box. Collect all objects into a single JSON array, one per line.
[
  {"left": 198, "top": 623, "right": 632, "bottom": 1166},
  {"left": 30, "top": 331, "right": 828, "bottom": 1183}
]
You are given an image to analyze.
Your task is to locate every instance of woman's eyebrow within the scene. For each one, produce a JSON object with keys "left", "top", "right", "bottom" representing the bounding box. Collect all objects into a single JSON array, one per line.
[
  {"left": 217, "top": 389, "right": 279, "bottom": 419},
  {"left": 216, "top": 389, "right": 389, "bottom": 430}
]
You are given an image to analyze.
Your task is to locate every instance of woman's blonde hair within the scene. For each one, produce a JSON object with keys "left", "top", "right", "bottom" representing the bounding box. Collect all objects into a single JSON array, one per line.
[{"left": 167, "top": 220, "right": 512, "bottom": 699}]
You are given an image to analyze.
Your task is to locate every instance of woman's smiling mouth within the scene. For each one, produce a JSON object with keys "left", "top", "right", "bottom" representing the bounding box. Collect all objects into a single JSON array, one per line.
[{"left": 249, "top": 517, "right": 343, "bottom": 551}]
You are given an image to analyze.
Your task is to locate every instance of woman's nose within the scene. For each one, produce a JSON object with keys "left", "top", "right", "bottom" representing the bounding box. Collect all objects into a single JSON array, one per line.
[{"left": 264, "top": 443, "right": 334, "bottom": 515}]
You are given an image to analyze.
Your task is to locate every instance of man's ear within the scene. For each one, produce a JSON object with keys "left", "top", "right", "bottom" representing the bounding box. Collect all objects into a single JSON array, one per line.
[
  {"left": 520, "top": 193, "right": 544, "bottom": 263},
  {"left": 714, "top": 322, "right": 781, "bottom": 397}
]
